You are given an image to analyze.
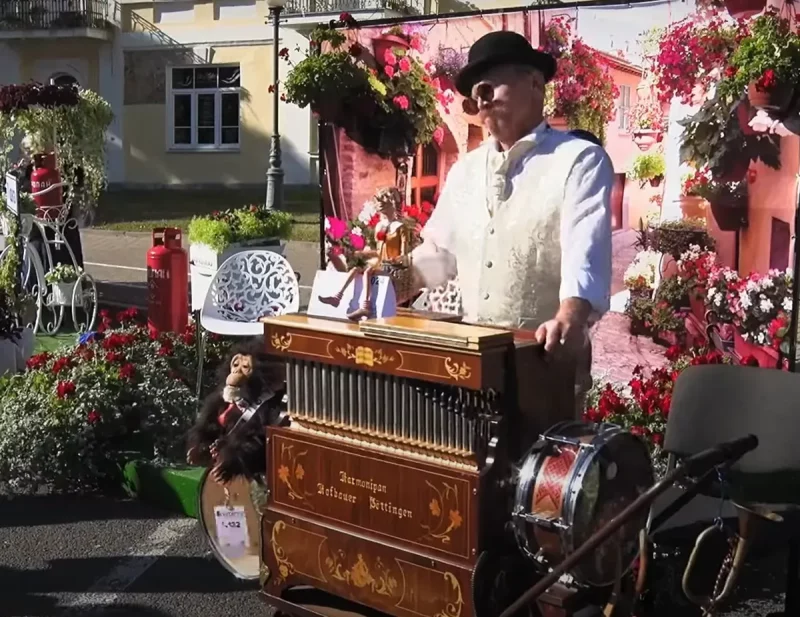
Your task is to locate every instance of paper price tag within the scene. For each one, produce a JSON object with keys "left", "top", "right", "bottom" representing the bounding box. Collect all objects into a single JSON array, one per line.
[{"left": 214, "top": 505, "right": 249, "bottom": 559}]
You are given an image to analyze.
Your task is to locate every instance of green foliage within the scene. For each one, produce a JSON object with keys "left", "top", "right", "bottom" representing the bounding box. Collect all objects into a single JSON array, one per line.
[
  {"left": 44, "top": 264, "right": 80, "bottom": 285},
  {"left": 283, "top": 51, "right": 373, "bottom": 117},
  {"left": 188, "top": 217, "right": 233, "bottom": 253},
  {"left": 679, "top": 91, "right": 781, "bottom": 175},
  {"left": 188, "top": 206, "right": 293, "bottom": 253},
  {"left": 628, "top": 152, "right": 666, "bottom": 185},
  {"left": 651, "top": 218, "right": 715, "bottom": 259},
  {"left": 0, "top": 311, "right": 231, "bottom": 494},
  {"left": 655, "top": 274, "right": 690, "bottom": 309},
  {"left": 716, "top": 10, "right": 800, "bottom": 102},
  {"left": 625, "top": 295, "right": 654, "bottom": 329}
]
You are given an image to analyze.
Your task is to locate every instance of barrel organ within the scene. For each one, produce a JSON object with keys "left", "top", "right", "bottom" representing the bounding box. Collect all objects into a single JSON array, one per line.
[{"left": 260, "top": 314, "right": 578, "bottom": 617}]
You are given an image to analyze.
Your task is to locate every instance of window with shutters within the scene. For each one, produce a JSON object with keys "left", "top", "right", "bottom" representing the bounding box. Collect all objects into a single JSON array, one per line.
[
  {"left": 618, "top": 85, "right": 631, "bottom": 131},
  {"left": 166, "top": 64, "right": 241, "bottom": 151}
]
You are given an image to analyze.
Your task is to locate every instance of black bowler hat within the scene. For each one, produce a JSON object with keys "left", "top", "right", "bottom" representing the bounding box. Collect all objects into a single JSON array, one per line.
[{"left": 454, "top": 31, "right": 557, "bottom": 98}]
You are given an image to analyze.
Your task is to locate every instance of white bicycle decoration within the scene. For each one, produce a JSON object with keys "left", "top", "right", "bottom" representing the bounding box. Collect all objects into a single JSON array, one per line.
[{"left": 0, "top": 181, "right": 97, "bottom": 335}]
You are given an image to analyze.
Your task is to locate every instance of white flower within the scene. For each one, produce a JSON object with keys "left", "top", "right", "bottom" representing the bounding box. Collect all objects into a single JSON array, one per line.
[
  {"left": 745, "top": 279, "right": 760, "bottom": 292},
  {"left": 783, "top": 297, "right": 793, "bottom": 312},
  {"left": 739, "top": 292, "right": 752, "bottom": 309},
  {"left": 324, "top": 218, "right": 331, "bottom": 231},
  {"left": 714, "top": 293, "right": 722, "bottom": 307},
  {"left": 351, "top": 226, "right": 363, "bottom": 236},
  {"left": 760, "top": 298, "right": 774, "bottom": 313},
  {"left": 761, "top": 278, "right": 774, "bottom": 289},
  {"left": 707, "top": 287, "right": 716, "bottom": 300},
  {"left": 757, "top": 331, "right": 766, "bottom": 345}
]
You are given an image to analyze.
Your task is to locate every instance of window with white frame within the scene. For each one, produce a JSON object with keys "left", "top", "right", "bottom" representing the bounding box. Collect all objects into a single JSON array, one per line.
[
  {"left": 167, "top": 64, "right": 241, "bottom": 150},
  {"left": 618, "top": 85, "right": 631, "bottom": 131}
]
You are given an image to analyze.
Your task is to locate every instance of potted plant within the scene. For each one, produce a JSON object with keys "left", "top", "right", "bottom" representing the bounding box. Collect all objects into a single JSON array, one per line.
[
  {"left": 679, "top": 89, "right": 781, "bottom": 183},
  {"left": 683, "top": 167, "right": 749, "bottom": 231},
  {"left": 542, "top": 16, "right": 618, "bottom": 142},
  {"left": 624, "top": 250, "right": 660, "bottom": 301},
  {"left": 44, "top": 264, "right": 81, "bottom": 307},
  {"left": 372, "top": 25, "right": 416, "bottom": 67},
  {"left": 628, "top": 152, "right": 666, "bottom": 188},
  {"left": 723, "top": 0, "right": 766, "bottom": 19},
  {"left": 651, "top": 11, "right": 742, "bottom": 104},
  {"left": 703, "top": 264, "right": 741, "bottom": 348},
  {"left": 627, "top": 95, "right": 666, "bottom": 150},
  {"left": 187, "top": 205, "right": 293, "bottom": 312},
  {"left": 429, "top": 45, "right": 467, "bottom": 91},
  {"left": 284, "top": 23, "right": 446, "bottom": 160},
  {"left": 730, "top": 269, "right": 792, "bottom": 367},
  {"left": 655, "top": 273, "right": 691, "bottom": 311},
  {"left": 650, "top": 300, "right": 686, "bottom": 347},
  {"left": 716, "top": 10, "right": 800, "bottom": 113},
  {"left": 678, "top": 173, "right": 709, "bottom": 219},
  {"left": 677, "top": 245, "right": 718, "bottom": 321},
  {"left": 625, "top": 294, "right": 654, "bottom": 336},
  {"left": 651, "top": 218, "right": 714, "bottom": 260}
]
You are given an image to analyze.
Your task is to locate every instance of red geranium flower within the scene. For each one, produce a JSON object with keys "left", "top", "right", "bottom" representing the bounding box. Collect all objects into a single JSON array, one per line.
[
  {"left": 87, "top": 410, "right": 101, "bottom": 425},
  {"left": 119, "top": 364, "right": 136, "bottom": 380},
  {"left": 56, "top": 381, "right": 76, "bottom": 399}
]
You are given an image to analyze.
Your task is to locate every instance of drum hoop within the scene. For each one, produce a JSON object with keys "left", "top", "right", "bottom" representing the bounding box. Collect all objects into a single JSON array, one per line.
[
  {"left": 197, "top": 468, "right": 261, "bottom": 581},
  {"left": 560, "top": 423, "right": 625, "bottom": 559}
]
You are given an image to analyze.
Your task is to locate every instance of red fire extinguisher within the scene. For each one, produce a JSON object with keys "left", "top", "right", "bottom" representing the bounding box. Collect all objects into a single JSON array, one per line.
[
  {"left": 147, "top": 227, "right": 189, "bottom": 336},
  {"left": 30, "top": 153, "right": 65, "bottom": 221}
]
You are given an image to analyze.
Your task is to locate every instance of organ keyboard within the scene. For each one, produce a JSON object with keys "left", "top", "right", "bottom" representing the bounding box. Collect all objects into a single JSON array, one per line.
[{"left": 259, "top": 313, "right": 577, "bottom": 617}]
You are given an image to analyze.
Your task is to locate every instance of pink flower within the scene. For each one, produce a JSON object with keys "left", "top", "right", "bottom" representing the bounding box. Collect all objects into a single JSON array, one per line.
[
  {"left": 432, "top": 126, "right": 444, "bottom": 145},
  {"left": 398, "top": 57, "right": 411, "bottom": 72},
  {"left": 384, "top": 65, "right": 395, "bottom": 78},
  {"left": 393, "top": 95, "right": 409, "bottom": 110},
  {"left": 325, "top": 216, "right": 347, "bottom": 240},
  {"left": 349, "top": 232, "right": 366, "bottom": 250},
  {"left": 410, "top": 35, "right": 423, "bottom": 51},
  {"left": 383, "top": 49, "right": 397, "bottom": 65}
]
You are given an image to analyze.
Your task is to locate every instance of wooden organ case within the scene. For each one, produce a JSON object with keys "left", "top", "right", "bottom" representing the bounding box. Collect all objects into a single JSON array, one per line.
[{"left": 260, "top": 314, "right": 576, "bottom": 617}]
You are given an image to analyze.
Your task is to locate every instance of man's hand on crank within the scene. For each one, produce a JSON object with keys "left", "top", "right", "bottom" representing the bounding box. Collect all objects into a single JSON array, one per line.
[{"left": 535, "top": 298, "right": 592, "bottom": 353}]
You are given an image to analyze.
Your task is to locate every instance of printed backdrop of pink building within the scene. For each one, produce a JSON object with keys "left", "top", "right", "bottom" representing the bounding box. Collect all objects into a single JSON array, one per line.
[{"left": 319, "top": 7, "right": 651, "bottom": 231}]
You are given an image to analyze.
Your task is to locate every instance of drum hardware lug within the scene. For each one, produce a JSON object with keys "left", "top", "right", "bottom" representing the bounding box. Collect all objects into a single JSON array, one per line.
[
  {"left": 520, "top": 512, "right": 568, "bottom": 531},
  {"left": 472, "top": 487, "right": 478, "bottom": 495}
]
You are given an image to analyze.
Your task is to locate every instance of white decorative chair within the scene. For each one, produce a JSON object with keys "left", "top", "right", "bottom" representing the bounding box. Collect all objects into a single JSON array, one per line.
[
  {"left": 196, "top": 250, "right": 300, "bottom": 397},
  {"left": 412, "top": 277, "right": 463, "bottom": 316}
]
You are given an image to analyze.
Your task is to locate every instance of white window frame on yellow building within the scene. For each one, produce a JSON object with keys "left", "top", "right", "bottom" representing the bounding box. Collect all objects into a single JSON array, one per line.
[{"left": 165, "top": 63, "right": 242, "bottom": 152}]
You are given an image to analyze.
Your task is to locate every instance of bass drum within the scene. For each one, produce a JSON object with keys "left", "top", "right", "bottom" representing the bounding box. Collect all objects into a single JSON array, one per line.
[
  {"left": 512, "top": 421, "right": 654, "bottom": 587},
  {"left": 198, "top": 469, "right": 267, "bottom": 580}
]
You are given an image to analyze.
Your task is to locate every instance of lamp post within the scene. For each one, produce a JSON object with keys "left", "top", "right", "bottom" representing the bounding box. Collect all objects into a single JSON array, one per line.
[{"left": 265, "top": 0, "right": 286, "bottom": 211}]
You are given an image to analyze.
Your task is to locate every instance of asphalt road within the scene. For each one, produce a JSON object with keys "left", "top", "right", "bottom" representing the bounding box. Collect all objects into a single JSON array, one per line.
[
  {"left": 1, "top": 494, "right": 268, "bottom": 617},
  {"left": 1, "top": 493, "right": 792, "bottom": 617}
]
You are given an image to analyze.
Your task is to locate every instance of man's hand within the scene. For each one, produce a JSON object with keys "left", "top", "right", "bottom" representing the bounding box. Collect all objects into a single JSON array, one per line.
[{"left": 535, "top": 298, "right": 592, "bottom": 353}]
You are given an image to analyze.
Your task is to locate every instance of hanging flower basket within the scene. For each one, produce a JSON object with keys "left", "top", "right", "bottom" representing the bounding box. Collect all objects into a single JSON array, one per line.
[
  {"left": 677, "top": 196, "right": 707, "bottom": 219},
  {"left": 709, "top": 193, "right": 748, "bottom": 231},
  {"left": 632, "top": 129, "right": 660, "bottom": 151},
  {"left": 747, "top": 82, "right": 795, "bottom": 113},
  {"left": 724, "top": 0, "right": 767, "bottom": 19},
  {"left": 649, "top": 175, "right": 664, "bottom": 188},
  {"left": 373, "top": 35, "right": 410, "bottom": 67}
]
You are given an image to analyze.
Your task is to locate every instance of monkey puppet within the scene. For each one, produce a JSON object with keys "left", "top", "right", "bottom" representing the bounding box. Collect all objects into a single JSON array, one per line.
[{"left": 186, "top": 340, "right": 287, "bottom": 484}]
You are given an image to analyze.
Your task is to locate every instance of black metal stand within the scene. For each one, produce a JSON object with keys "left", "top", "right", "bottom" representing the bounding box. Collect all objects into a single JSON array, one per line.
[
  {"left": 787, "top": 187, "right": 800, "bottom": 372},
  {"left": 318, "top": 121, "right": 327, "bottom": 271}
]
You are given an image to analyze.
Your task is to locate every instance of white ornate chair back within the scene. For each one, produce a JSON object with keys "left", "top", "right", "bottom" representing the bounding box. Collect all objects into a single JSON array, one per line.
[
  {"left": 200, "top": 250, "right": 300, "bottom": 335},
  {"left": 412, "top": 277, "right": 463, "bottom": 316}
]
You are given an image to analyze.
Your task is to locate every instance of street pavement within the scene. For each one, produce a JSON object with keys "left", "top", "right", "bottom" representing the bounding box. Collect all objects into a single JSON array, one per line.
[
  {"left": 0, "top": 491, "right": 791, "bottom": 617},
  {"left": 79, "top": 229, "right": 320, "bottom": 309}
]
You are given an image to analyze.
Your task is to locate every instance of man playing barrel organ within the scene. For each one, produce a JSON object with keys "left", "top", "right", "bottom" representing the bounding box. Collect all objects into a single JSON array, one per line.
[{"left": 408, "top": 31, "right": 614, "bottom": 409}]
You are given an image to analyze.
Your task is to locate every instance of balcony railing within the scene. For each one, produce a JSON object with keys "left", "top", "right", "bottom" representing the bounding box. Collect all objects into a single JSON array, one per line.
[
  {"left": 284, "top": 0, "right": 425, "bottom": 15},
  {"left": 0, "top": 0, "right": 114, "bottom": 31}
]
